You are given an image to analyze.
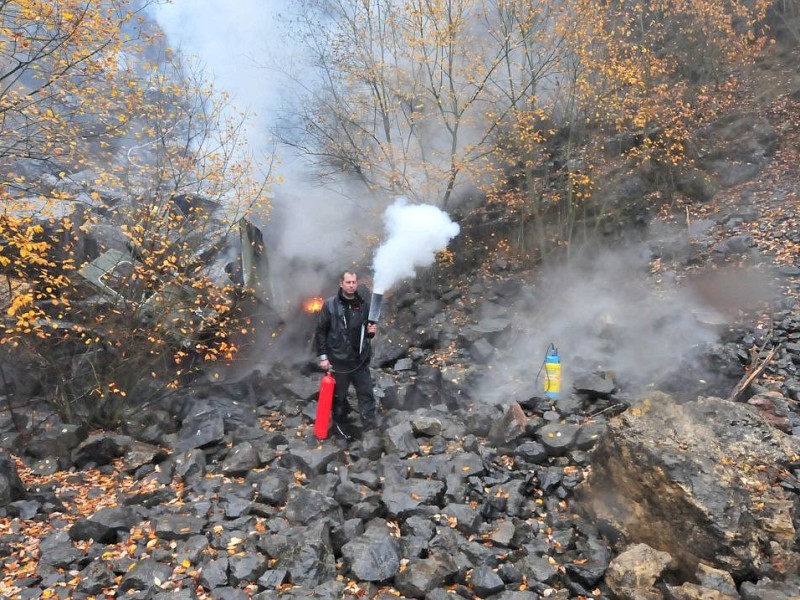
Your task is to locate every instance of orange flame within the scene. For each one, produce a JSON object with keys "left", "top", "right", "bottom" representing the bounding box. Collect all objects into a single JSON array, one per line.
[{"left": 302, "top": 296, "right": 324, "bottom": 314}]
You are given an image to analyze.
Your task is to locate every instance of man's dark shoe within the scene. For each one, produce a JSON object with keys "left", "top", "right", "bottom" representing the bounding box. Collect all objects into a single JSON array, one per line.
[{"left": 333, "top": 421, "right": 357, "bottom": 440}]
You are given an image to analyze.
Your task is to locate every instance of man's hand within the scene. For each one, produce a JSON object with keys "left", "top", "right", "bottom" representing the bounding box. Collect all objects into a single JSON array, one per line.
[{"left": 367, "top": 322, "right": 377, "bottom": 337}]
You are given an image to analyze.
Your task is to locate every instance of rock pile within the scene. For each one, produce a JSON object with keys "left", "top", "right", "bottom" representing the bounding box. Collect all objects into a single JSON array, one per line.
[
  {"left": 1, "top": 296, "right": 799, "bottom": 599},
  {"left": 1, "top": 374, "right": 620, "bottom": 598}
]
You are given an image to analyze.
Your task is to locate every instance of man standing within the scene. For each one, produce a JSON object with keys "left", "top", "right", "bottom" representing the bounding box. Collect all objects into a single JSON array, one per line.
[{"left": 315, "top": 271, "right": 378, "bottom": 439}]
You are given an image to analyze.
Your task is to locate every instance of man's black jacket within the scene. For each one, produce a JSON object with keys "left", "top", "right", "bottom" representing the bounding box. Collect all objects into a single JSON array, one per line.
[{"left": 315, "top": 289, "right": 372, "bottom": 367}]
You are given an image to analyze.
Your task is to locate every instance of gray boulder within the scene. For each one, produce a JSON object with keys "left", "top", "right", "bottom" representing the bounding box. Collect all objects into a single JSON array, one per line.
[
  {"left": 604, "top": 543, "right": 673, "bottom": 600},
  {"left": 0, "top": 452, "right": 25, "bottom": 505},
  {"left": 576, "top": 393, "right": 800, "bottom": 580},
  {"left": 341, "top": 520, "right": 402, "bottom": 582}
]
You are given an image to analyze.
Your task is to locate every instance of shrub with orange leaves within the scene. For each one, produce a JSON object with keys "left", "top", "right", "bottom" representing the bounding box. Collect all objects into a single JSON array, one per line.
[
  {"left": 566, "top": 0, "right": 772, "bottom": 166},
  {"left": 484, "top": 0, "right": 773, "bottom": 262},
  {"left": 0, "top": 1, "right": 272, "bottom": 427}
]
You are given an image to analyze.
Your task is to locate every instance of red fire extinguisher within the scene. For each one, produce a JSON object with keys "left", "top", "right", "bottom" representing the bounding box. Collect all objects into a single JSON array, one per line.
[{"left": 314, "top": 371, "right": 335, "bottom": 440}]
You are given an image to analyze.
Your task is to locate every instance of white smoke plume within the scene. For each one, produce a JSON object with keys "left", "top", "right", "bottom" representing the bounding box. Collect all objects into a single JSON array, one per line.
[
  {"left": 372, "top": 197, "right": 460, "bottom": 294},
  {"left": 148, "top": 1, "right": 288, "bottom": 133}
]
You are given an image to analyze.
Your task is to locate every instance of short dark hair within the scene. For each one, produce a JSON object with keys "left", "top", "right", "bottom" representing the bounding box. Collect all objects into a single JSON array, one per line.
[{"left": 340, "top": 270, "right": 357, "bottom": 282}]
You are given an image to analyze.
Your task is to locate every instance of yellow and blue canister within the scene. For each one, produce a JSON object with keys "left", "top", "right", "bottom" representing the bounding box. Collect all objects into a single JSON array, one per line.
[{"left": 544, "top": 346, "right": 561, "bottom": 399}]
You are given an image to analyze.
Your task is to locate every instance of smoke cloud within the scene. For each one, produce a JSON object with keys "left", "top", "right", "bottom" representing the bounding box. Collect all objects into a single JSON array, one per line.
[
  {"left": 372, "top": 197, "right": 461, "bottom": 294},
  {"left": 471, "top": 242, "right": 774, "bottom": 405},
  {"left": 148, "top": 1, "right": 289, "bottom": 134},
  {"left": 148, "top": 3, "right": 384, "bottom": 299}
]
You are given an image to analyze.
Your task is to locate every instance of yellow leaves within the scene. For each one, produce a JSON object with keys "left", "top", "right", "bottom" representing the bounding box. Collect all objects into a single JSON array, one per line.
[
  {"left": 7, "top": 293, "right": 34, "bottom": 317},
  {"left": 0, "top": 4, "right": 264, "bottom": 425},
  {"left": 1, "top": 458, "right": 165, "bottom": 598},
  {"left": 561, "top": 0, "right": 764, "bottom": 169},
  {"left": 18, "top": 241, "right": 50, "bottom": 263}
]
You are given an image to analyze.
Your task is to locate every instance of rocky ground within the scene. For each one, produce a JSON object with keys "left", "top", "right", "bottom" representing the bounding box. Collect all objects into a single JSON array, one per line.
[{"left": 1, "top": 43, "right": 800, "bottom": 600}]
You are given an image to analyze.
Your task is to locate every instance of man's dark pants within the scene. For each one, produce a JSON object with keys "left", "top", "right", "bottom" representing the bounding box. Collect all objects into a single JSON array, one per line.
[{"left": 331, "top": 364, "right": 376, "bottom": 429}]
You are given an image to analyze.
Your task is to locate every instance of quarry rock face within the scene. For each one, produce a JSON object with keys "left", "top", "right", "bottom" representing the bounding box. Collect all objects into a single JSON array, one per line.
[{"left": 576, "top": 392, "right": 800, "bottom": 581}]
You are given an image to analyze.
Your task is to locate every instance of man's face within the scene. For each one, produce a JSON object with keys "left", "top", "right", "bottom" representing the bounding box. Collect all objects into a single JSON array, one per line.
[{"left": 340, "top": 273, "right": 358, "bottom": 298}]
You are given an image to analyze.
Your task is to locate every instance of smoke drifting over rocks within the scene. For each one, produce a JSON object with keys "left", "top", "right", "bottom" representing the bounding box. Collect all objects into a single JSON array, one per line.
[
  {"left": 474, "top": 244, "right": 755, "bottom": 404},
  {"left": 372, "top": 197, "right": 461, "bottom": 294},
  {"left": 534, "top": 249, "right": 718, "bottom": 388}
]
